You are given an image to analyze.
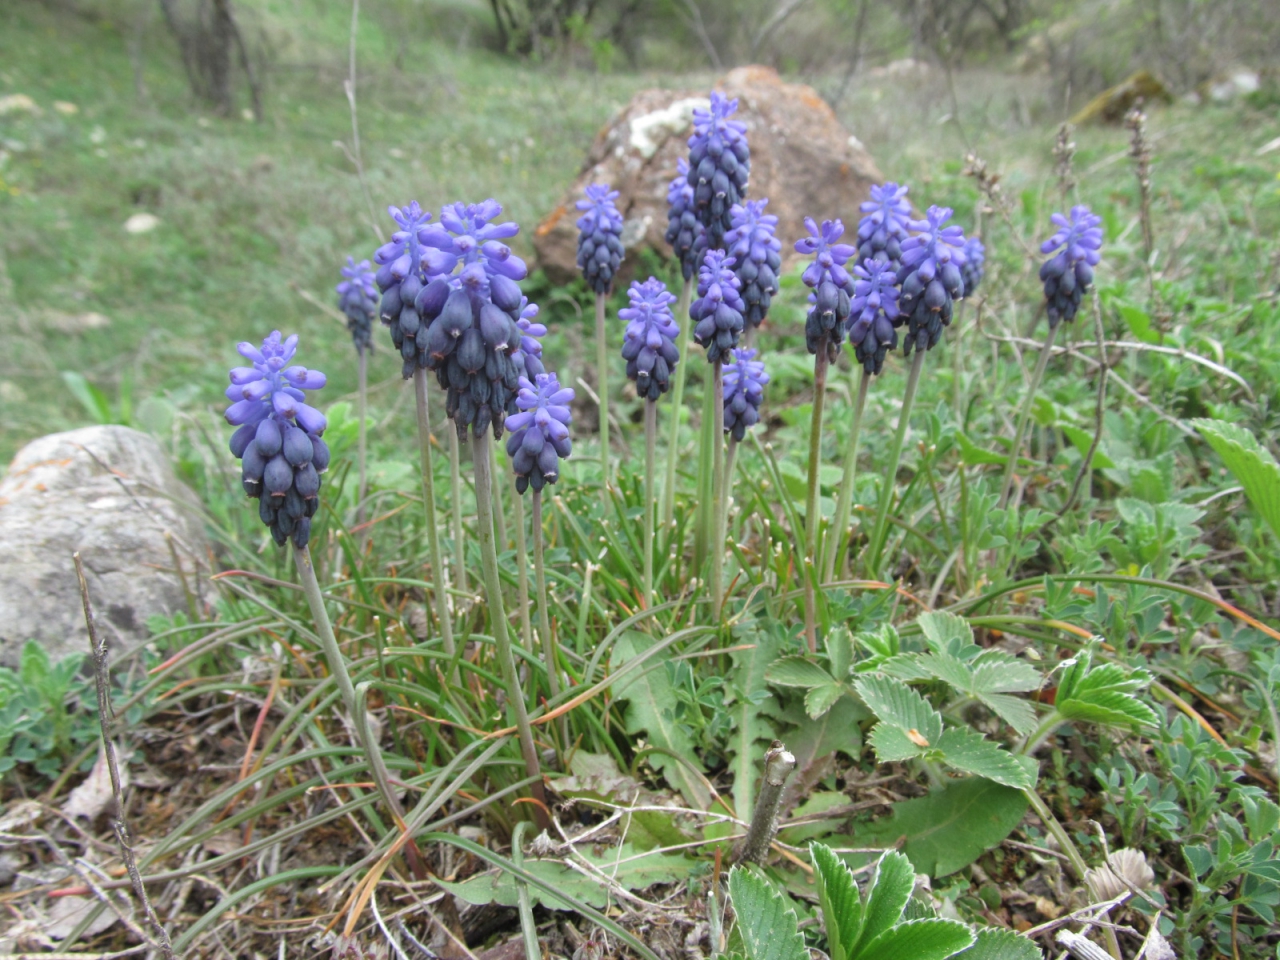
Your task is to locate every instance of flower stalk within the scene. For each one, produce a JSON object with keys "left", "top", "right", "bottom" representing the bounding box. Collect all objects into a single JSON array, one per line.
[
  {"left": 595, "top": 290, "right": 611, "bottom": 501},
  {"left": 448, "top": 428, "right": 468, "bottom": 598},
  {"left": 866, "top": 347, "right": 926, "bottom": 575},
  {"left": 512, "top": 481, "right": 534, "bottom": 652},
  {"left": 709, "top": 359, "right": 726, "bottom": 613},
  {"left": 413, "top": 368, "right": 456, "bottom": 658},
  {"left": 643, "top": 398, "right": 658, "bottom": 608},
  {"left": 356, "top": 346, "right": 368, "bottom": 535},
  {"left": 998, "top": 320, "right": 1059, "bottom": 509},
  {"left": 662, "top": 276, "right": 695, "bottom": 534},
  {"left": 803, "top": 339, "right": 829, "bottom": 653},
  {"left": 823, "top": 365, "right": 870, "bottom": 583},
  {"left": 531, "top": 490, "right": 560, "bottom": 702}
]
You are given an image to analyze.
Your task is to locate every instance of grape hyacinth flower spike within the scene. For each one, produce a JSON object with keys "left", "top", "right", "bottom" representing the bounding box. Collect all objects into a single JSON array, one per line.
[
  {"left": 690, "top": 249, "right": 746, "bottom": 364},
  {"left": 619, "top": 277, "right": 682, "bottom": 606},
  {"left": 823, "top": 259, "right": 901, "bottom": 583},
  {"left": 999, "top": 206, "right": 1103, "bottom": 508},
  {"left": 961, "top": 236, "right": 986, "bottom": 298},
  {"left": 725, "top": 199, "right": 781, "bottom": 333},
  {"left": 336, "top": 256, "right": 377, "bottom": 532},
  {"left": 896, "top": 205, "right": 968, "bottom": 357},
  {"left": 687, "top": 92, "right": 750, "bottom": 252},
  {"left": 576, "top": 184, "right": 625, "bottom": 498},
  {"left": 226, "top": 331, "right": 329, "bottom": 551},
  {"left": 857, "top": 182, "right": 912, "bottom": 271},
  {"left": 722, "top": 348, "right": 768, "bottom": 443}
]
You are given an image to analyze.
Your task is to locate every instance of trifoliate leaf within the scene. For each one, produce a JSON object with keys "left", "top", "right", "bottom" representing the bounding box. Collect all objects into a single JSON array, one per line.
[
  {"left": 767, "top": 656, "right": 835, "bottom": 689},
  {"left": 811, "top": 843, "right": 862, "bottom": 960},
  {"left": 935, "top": 726, "right": 1035, "bottom": 788},
  {"left": 727, "top": 867, "right": 808, "bottom": 960},
  {"left": 1054, "top": 650, "right": 1157, "bottom": 730},
  {"left": 857, "top": 918, "right": 976, "bottom": 960},
  {"left": 854, "top": 676, "right": 943, "bottom": 747}
]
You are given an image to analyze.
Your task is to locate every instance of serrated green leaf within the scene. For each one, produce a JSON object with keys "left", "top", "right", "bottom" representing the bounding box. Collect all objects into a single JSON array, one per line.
[
  {"left": 811, "top": 843, "right": 862, "bottom": 960},
  {"left": 978, "top": 692, "right": 1039, "bottom": 736},
  {"left": 1057, "top": 689, "right": 1159, "bottom": 728},
  {"left": 846, "top": 778, "right": 1029, "bottom": 877},
  {"left": 879, "top": 654, "right": 934, "bottom": 681},
  {"left": 854, "top": 676, "right": 943, "bottom": 746},
  {"left": 806, "top": 682, "right": 846, "bottom": 719},
  {"left": 1192, "top": 419, "right": 1280, "bottom": 540},
  {"left": 728, "top": 867, "right": 809, "bottom": 960},
  {"left": 918, "top": 652, "right": 977, "bottom": 691},
  {"left": 858, "top": 918, "right": 976, "bottom": 960},
  {"left": 954, "top": 927, "right": 1044, "bottom": 960},
  {"left": 767, "top": 656, "right": 835, "bottom": 689},
  {"left": 917, "top": 612, "right": 976, "bottom": 655},
  {"left": 728, "top": 623, "right": 781, "bottom": 822},
  {"left": 1054, "top": 652, "right": 1157, "bottom": 730},
  {"left": 868, "top": 722, "right": 928, "bottom": 762},
  {"left": 971, "top": 653, "right": 1043, "bottom": 693},
  {"left": 826, "top": 626, "right": 855, "bottom": 679},
  {"left": 935, "top": 726, "right": 1035, "bottom": 788},
  {"left": 612, "top": 632, "right": 711, "bottom": 809},
  {"left": 852, "top": 851, "right": 914, "bottom": 954}
]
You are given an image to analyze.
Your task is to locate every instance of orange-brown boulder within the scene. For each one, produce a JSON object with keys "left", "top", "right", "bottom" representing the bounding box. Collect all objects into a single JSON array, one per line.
[{"left": 533, "top": 66, "right": 883, "bottom": 286}]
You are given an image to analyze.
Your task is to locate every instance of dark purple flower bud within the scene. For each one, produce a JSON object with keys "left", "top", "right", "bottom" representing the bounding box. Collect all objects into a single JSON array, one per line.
[
  {"left": 665, "top": 157, "right": 705, "bottom": 280},
  {"left": 336, "top": 256, "right": 377, "bottom": 353},
  {"left": 1039, "top": 206, "right": 1102, "bottom": 326},
  {"left": 575, "top": 183, "right": 625, "bottom": 295},
  {"left": 686, "top": 93, "right": 750, "bottom": 251},
  {"left": 725, "top": 199, "right": 781, "bottom": 329},
  {"left": 857, "top": 182, "right": 912, "bottom": 271},
  {"left": 796, "top": 217, "right": 857, "bottom": 357},
  {"left": 848, "top": 259, "right": 901, "bottom": 375},
  {"left": 620, "top": 277, "right": 681, "bottom": 400},
  {"left": 722, "top": 347, "right": 769, "bottom": 441},
  {"left": 690, "top": 249, "right": 746, "bottom": 364},
  {"left": 960, "top": 236, "right": 985, "bottom": 297},
  {"left": 506, "top": 372, "right": 575, "bottom": 494},
  {"left": 511, "top": 297, "right": 547, "bottom": 382},
  {"left": 897, "top": 206, "right": 968, "bottom": 356}
]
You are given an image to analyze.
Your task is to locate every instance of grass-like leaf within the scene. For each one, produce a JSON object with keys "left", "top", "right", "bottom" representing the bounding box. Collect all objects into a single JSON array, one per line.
[
  {"left": 811, "top": 842, "right": 863, "bottom": 960},
  {"left": 728, "top": 866, "right": 809, "bottom": 960},
  {"left": 1192, "top": 419, "right": 1280, "bottom": 541},
  {"left": 857, "top": 918, "right": 976, "bottom": 960}
]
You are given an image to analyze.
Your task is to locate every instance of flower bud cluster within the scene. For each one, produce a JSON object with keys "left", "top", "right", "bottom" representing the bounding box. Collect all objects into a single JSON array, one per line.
[
  {"left": 511, "top": 296, "right": 547, "bottom": 382},
  {"left": 576, "top": 184, "right": 625, "bottom": 295},
  {"left": 796, "top": 217, "right": 856, "bottom": 360},
  {"left": 665, "top": 158, "right": 704, "bottom": 281},
  {"left": 506, "top": 372, "right": 575, "bottom": 494},
  {"left": 961, "top": 236, "right": 986, "bottom": 297},
  {"left": 620, "top": 277, "right": 682, "bottom": 400},
  {"left": 1039, "top": 206, "right": 1102, "bottom": 326},
  {"left": 848, "top": 259, "right": 901, "bottom": 375},
  {"left": 690, "top": 249, "right": 746, "bottom": 364},
  {"left": 856, "top": 182, "right": 912, "bottom": 271},
  {"left": 226, "top": 332, "right": 330, "bottom": 549},
  {"left": 336, "top": 257, "right": 377, "bottom": 353},
  {"left": 724, "top": 199, "right": 781, "bottom": 329},
  {"left": 722, "top": 347, "right": 768, "bottom": 441},
  {"left": 686, "top": 93, "right": 750, "bottom": 251},
  {"left": 897, "top": 206, "right": 968, "bottom": 356},
  {"left": 374, "top": 202, "right": 452, "bottom": 378}
]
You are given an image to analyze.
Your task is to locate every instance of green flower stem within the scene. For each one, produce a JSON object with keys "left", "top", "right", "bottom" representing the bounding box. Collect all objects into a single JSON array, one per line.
[
  {"left": 803, "top": 338, "right": 830, "bottom": 654},
  {"left": 718, "top": 437, "right": 739, "bottom": 596},
  {"left": 412, "top": 369, "right": 456, "bottom": 658},
  {"left": 1020, "top": 710, "right": 1065, "bottom": 757},
  {"left": 512, "top": 483, "right": 534, "bottom": 654},
  {"left": 595, "top": 291, "right": 611, "bottom": 502},
  {"left": 472, "top": 431, "right": 550, "bottom": 831},
  {"left": 866, "top": 347, "right": 926, "bottom": 576},
  {"left": 823, "top": 365, "right": 870, "bottom": 584},
  {"left": 998, "top": 320, "right": 1060, "bottom": 509},
  {"left": 710, "top": 358, "right": 725, "bottom": 616},
  {"left": 356, "top": 346, "right": 368, "bottom": 537},
  {"left": 693, "top": 365, "right": 716, "bottom": 578},
  {"left": 531, "top": 490, "right": 560, "bottom": 702},
  {"left": 491, "top": 437, "right": 508, "bottom": 551},
  {"left": 643, "top": 398, "right": 658, "bottom": 609},
  {"left": 448, "top": 427, "right": 468, "bottom": 597},
  {"left": 1022, "top": 785, "right": 1090, "bottom": 883},
  {"left": 661, "top": 275, "right": 695, "bottom": 535}
]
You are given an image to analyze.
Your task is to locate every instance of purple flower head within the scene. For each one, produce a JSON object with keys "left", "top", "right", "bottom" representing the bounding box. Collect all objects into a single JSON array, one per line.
[
  {"left": 726, "top": 198, "right": 782, "bottom": 328},
  {"left": 505, "top": 372, "right": 575, "bottom": 494},
  {"left": 620, "top": 277, "right": 681, "bottom": 401},
  {"left": 722, "top": 347, "right": 768, "bottom": 441},
  {"left": 687, "top": 92, "right": 751, "bottom": 250},
  {"left": 848, "top": 260, "right": 901, "bottom": 375},
  {"left": 225, "top": 331, "right": 329, "bottom": 549},
  {"left": 374, "top": 201, "right": 456, "bottom": 378},
  {"left": 373, "top": 202, "right": 436, "bottom": 289},
  {"left": 690, "top": 249, "right": 746, "bottom": 363},
  {"left": 1039, "top": 206, "right": 1102, "bottom": 325},
  {"left": 437, "top": 199, "right": 528, "bottom": 287},
  {"left": 665, "top": 158, "right": 704, "bottom": 280},
  {"left": 897, "top": 206, "right": 967, "bottom": 356},
  {"left": 857, "top": 182, "right": 912, "bottom": 268},
  {"left": 797, "top": 217, "right": 856, "bottom": 356},
  {"left": 510, "top": 297, "right": 547, "bottom": 380},
  {"left": 576, "top": 183, "right": 626, "bottom": 295},
  {"left": 960, "top": 236, "right": 986, "bottom": 298},
  {"left": 336, "top": 257, "right": 377, "bottom": 352}
]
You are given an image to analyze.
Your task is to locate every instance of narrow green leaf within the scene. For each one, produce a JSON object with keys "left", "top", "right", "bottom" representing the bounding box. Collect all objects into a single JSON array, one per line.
[
  {"left": 767, "top": 656, "right": 835, "bottom": 689},
  {"left": 1192, "top": 419, "right": 1280, "bottom": 540},
  {"left": 727, "top": 867, "right": 809, "bottom": 960},
  {"left": 852, "top": 851, "right": 914, "bottom": 954},
  {"left": 857, "top": 918, "right": 975, "bottom": 960},
  {"left": 954, "top": 927, "right": 1044, "bottom": 960},
  {"left": 935, "top": 726, "right": 1034, "bottom": 788},
  {"left": 61, "top": 371, "right": 112, "bottom": 425},
  {"left": 811, "top": 842, "right": 862, "bottom": 960},
  {"left": 956, "top": 430, "right": 1007, "bottom": 466},
  {"left": 854, "top": 675, "right": 943, "bottom": 746}
]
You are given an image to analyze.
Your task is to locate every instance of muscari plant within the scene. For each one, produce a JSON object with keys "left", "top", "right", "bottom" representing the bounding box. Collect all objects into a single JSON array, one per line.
[
  {"left": 720, "top": 346, "right": 768, "bottom": 587},
  {"left": 335, "top": 256, "right": 377, "bottom": 530},
  {"left": 998, "top": 205, "right": 1103, "bottom": 508},
  {"left": 576, "top": 182, "right": 625, "bottom": 500},
  {"left": 725, "top": 198, "right": 781, "bottom": 338}
]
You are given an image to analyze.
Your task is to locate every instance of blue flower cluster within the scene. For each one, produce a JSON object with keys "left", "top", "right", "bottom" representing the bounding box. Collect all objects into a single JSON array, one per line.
[
  {"left": 690, "top": 249, "right": 746, "bottom": 364},
  {"left": 620, "top": 277, "right": 682, "bottom": 400},
  {"left": 336, "top": 257, "right": 377, "bottom": 353},
  {"left": 576, "top": 183, "right": 625, "bottom": 295},
  {"left": 856, "top": 182, "right": 912, "bottom": 271},
  {"left": 1040, "top": 206, "right": 1102, "bottom": 325},
  {"left": 848, "top": 259, "right": 901, "bottom": 375},
  {"left": 897, "top": 206, "right": 968, "bottom": 356},
  {"left": 665, "top": 158, "right": 703, "bottom": 281},
  {"left": 961, "top": 236, "right": 986, "bottom": 297},
  {"left": 725, "top": 199, "right": 781, "bottom": 329},
  {"left": 686, "top": 93, "right": 750, "bottom": 252},
  {"left": 506, "top": 372, "right": 575, "bottom": 494},
  {"left": 722, "top": 347, "right": 769, "bottom": 441},
  {"left": 226, "top": 332, "right": 330, "bottom": 549},
  {"left": 796, "top": 217, "right": 856, "bottom": 359}
]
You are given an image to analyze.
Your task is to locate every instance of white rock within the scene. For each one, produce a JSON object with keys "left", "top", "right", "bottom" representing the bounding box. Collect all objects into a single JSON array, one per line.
[
  {"left": 0, "top": 426, "right": 209, "bottom": 667},
  {"left": 123, "top": 212, "right": 160, "bottom": 234},
  {"left": 628, "top": 97, "right": 710, "bottom": 159}
]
